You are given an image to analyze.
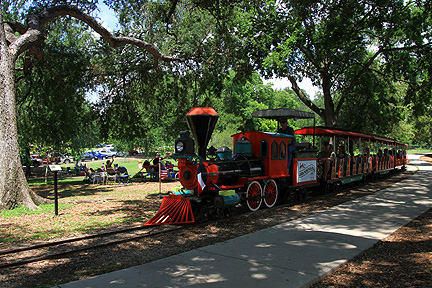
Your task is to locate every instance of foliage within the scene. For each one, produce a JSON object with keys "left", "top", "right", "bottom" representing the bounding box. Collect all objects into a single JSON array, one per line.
[
  {"left": 15, "top": 16, "right": 100, "bottom": 157},
  {"left": 208, "top": 71, "right": 314, "bottom": 148},
  {"left": 412, "top": 106, "right": 432, "bottom": 146},
  {"left": 227, "top": 0, "right": 432, "bottom": 128},
  {"left": 6, "top": 0, "right": 431, "bottom": 161}
]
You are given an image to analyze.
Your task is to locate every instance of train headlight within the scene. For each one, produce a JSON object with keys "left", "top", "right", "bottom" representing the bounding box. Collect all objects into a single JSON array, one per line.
[
  {"left": 176, "top": 141, "right": 184, "bottom": 153},
  {"left": 174, "top": 131, "right": 195, "bottom": 156}
]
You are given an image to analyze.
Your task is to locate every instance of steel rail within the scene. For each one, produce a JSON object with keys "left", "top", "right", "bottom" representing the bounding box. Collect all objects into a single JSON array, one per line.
[{"left": 0, "top": 226, "right": 183, "bottom": 269}]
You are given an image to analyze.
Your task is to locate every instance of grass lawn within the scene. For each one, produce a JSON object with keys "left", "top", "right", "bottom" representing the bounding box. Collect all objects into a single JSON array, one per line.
[
  {"left": 27, "top": 156, "right": 178, "bottom": 186},
  {"left": 1, "top": 157, "right": 182, "bottom": 247},
  {"left": 64, "top": 157, "right": 148, "bottom": 175},
  {"left": 407, "top": 149, "right": 432, "bottom": 154}
]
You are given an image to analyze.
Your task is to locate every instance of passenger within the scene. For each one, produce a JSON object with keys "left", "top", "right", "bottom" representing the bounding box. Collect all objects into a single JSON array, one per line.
[
  {"left": 384, "top": 148, "right": 389, "bottom": 158},
  {"left": 337, "top": 145, "right": 348, "bottom": 160},
  {"left": 376, "top": 149, "right": 383, "bottom": 169},
  {"left": 348, "top": 140, "right": 355, "bottom": 157},
  {"left": 377, "top": 149, "right": 383, "bottom": 159},
  {"left": 75, "top": 162, "right": 80, "bottom": 175},
  {"left": 337, "top": 145, "right": 348, "bottom": 176},
  {"left": 363, "top": 147, "right": 371, "bottom": 157},
  {"left": 348, "top": 140, "right": 356, "bottom": 174},
  {"left": 363, "top": 147, "right": 371, "bottom": 171},
  {"left": 277, "top": 117, "right": 296, "bottom": 172},
  {"left": 318, "top": 141, "right": 335, "bottom": 180}
]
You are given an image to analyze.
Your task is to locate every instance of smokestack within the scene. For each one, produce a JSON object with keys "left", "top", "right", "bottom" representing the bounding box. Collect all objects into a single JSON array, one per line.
[{"left": 186, "top": 107, "right": 219, "bottom": 159}]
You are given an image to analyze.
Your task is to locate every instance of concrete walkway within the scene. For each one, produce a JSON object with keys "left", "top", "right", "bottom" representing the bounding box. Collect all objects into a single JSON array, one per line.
[{"left": 54, "top": 155, "right": 432, "bottom": 288}]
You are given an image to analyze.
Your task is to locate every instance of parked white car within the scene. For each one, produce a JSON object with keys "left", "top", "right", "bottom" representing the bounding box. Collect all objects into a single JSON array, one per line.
[
  {"left": 57, "top": 154, "right": 74, "bottom": 164},
  {"left": 99, "top": 149, "right": 118, "bottom": 157}
]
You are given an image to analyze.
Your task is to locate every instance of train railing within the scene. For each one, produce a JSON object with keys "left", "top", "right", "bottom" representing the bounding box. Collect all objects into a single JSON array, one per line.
[{"left": 321, "top": 154, "right": 405, "bottom": 181}]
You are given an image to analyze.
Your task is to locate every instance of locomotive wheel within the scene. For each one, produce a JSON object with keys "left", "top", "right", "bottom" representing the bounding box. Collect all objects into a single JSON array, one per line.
[
  {"left": 192, "top": 203, "right": 209, "bottom": 224},
  {"left": 324, "top": 182, "right": 334, "bottom": 194},
  {"left": 263, "top": 179, "right": 278, "bottom": 208},
  {"left": 246, "top": 181, "right": 262, "bottom": 212}
]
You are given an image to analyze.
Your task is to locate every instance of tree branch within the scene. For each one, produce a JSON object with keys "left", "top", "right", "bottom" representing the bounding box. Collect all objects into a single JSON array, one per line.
[
  {"left": 165, "top": 0, "right": 180, "bottom": 23},
  {"left": 9, "top": 5, "right": 180, "bottom": 65},
  {"left": 287, "top": 73, "right": 323, "bottom": 117},
  {"left": 336, "top": 42, "right": 431, "bottom": 115},
  {"left": 336, "top": 48, "right": 382, "bottom": 115}
]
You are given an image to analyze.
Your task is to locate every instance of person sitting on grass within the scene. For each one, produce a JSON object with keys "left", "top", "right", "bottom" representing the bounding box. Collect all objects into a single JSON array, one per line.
[{"left": 106, "top": 156, "right": 115, "bottom": 169}]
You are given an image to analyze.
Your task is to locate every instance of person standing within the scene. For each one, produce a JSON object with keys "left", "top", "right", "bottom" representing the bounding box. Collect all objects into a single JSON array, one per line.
[
  {"left": 152, "top": 152, "right": 171, "bottom": 180},
  {"left": 277, "top": 118, "right": 296, "bottom": 172}
]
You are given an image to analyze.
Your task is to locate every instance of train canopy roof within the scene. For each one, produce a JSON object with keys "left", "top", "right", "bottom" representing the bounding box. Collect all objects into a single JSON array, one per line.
[
  {"left": 295, "top": 127, "right": 370, "bottom": 140},
  {"left": 295, "top": 126, "right": 407, "bottom": 146},
  {"left": 252, "top": 108, "right": 315, "bottom": 120}
]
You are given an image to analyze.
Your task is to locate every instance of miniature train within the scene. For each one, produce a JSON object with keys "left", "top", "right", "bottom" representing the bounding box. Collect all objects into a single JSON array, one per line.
[{"left": 145, "top": 107, "right": 408, "bottom": 225}]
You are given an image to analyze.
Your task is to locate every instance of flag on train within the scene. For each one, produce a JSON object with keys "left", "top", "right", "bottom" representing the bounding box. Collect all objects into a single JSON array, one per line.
[{"left": 197, "top": 165, "right": 206, "bottom": 193}]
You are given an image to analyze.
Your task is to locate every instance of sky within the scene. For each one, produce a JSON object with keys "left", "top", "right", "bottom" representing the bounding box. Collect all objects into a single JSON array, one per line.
[{"left": 94, "top": 1, "right": 321, "bottom": 98}]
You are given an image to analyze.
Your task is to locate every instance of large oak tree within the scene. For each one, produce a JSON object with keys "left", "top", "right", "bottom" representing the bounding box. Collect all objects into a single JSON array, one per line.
[
  {"left": 234, "top": 0, "right": 432, "bottom": 127},
  {"left": 0, "top": 4, "right": 177, "bottom": 210}
]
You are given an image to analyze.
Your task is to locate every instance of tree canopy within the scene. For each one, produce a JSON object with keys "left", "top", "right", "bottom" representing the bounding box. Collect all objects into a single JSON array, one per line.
[
  {"left": 229, "top": 0, "right": 432, "bottom": 128},
  {"left": 1, "top": 0, "right": 431, "bottom": 210}
]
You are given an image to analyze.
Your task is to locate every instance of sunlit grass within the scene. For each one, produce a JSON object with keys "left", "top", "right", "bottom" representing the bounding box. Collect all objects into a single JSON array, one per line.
[
  {"left": 0, "top": 179, "right": 168, "bottom": 246},
  {"left": 0, "top": 203, "right": 73, "bottom": 217},
  {"left": 407, "top": 149, "right": 432, "bottom": 154},
  {"left": 3, "top": 157, "right": 178, "bottom": 246}
]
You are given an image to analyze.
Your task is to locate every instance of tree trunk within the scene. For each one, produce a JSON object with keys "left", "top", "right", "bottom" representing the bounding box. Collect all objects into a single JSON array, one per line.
[
  {"left": 0, "top": 15, "right": 49, "bottom": 211},
  {"left": 0, "top": 4, "right": 177, "bottom": 210},
  {"left": 288, "top": 72, "right": 338, "bottom": 128}
]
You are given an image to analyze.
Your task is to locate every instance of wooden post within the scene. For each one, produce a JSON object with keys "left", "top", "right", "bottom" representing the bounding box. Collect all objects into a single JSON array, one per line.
[
  {"left": 159, "top": 161, "right": 162, "bottom": 198},
  {"left": 54, "top": 171, "right": 58, "bottom": 216}
]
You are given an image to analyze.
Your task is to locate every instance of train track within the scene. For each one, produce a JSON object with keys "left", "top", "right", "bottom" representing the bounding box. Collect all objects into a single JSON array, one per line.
[
  {"left": 0, "top": 169, "right": 411, "bottom": 270},
  {"left": 0, "top": 224, "right": 183, "bottom": 269}
]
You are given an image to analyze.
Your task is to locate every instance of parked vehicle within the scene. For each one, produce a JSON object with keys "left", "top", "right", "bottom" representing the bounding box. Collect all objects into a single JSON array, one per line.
[
  {"left": 93, "top": 151, "right": 109, "bottom": 160},
  {"left": 99, "top": 149, "right": 118, "bottom": 157},
  {"left": 115, "top": 151, "right": 129, "bottom": 157},
  {"left": 81, "top": 151, "right": 108, "bottom": 161},
  {"left": 56, "top": 153, "right": 74, "bottom": 164},
  {"left": 81, "top": 152, "right": 96, "bottom": 161},
  {"left": 129, "top": 150, "right": 139, "bottom": 156},
  {"left": 30, "top": 156, "right": 43, "bottom": 167},
  {"left": 42, "top": 156, "right": 56, "bottom": 165}
]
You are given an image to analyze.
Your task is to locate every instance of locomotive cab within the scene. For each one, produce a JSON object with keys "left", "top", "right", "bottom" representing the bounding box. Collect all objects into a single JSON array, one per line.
[{"left": 292, "top": 142, "right": 318, "bottom": 186}]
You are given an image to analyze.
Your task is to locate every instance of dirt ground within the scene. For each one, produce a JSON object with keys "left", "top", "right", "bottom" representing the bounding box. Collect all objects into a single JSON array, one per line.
[
  {"left": 0, "top": 158, "right": 431, "bottom": 288},
  {"left": 312, "top": 154, "right": 432, "bottom": 287}
]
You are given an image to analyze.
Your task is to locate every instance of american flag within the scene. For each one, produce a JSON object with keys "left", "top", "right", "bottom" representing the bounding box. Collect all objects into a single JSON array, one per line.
[
  {"left": 160, "top": 169, "right": 168, "bottom": 180},
  {"left": 197, "top": 165, "right": 206, "bottom": 193}
]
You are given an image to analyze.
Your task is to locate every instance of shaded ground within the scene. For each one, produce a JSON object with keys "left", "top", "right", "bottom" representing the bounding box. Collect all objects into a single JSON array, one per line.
[
  {"left": 0, "top": 160, "right": 430, "bottom": 288},
  {"left": 312, "top": 154, "right": 432, "bottom": 287}
]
